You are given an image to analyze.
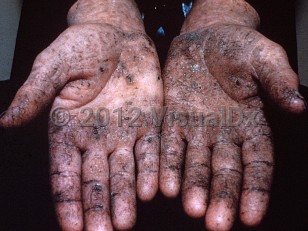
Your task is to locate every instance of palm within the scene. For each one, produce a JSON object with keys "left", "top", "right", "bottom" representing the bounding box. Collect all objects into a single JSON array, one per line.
[
  {"left": 48, "top": 24, "right": 163, "bottom": 231},
  {"left": 1, "top": 23, "right": 163, "bottom": 231},
  {"left": 160, "top": 23, "right": 304, "bottom": 231}
]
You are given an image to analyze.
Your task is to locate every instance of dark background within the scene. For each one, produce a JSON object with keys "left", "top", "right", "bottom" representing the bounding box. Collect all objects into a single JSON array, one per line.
[{"left": 0, "top": 0, "right": 308, "bottom": 230}]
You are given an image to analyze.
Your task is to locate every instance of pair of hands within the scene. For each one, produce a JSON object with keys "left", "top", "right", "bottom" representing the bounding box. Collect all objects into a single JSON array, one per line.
[{"left": 0, "top": 1, "right": 305, "bottom": 231}]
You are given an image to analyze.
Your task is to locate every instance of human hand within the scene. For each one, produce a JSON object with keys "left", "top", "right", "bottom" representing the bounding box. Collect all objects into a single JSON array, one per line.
[
  {"left": 0, "top": 0, "right": 163, "bottom": 230},
  {"left": 159, "top": 0, "right": 306, "bottom": 230}
]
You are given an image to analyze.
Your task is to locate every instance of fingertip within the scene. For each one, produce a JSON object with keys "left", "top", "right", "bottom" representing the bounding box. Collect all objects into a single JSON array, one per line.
[
  {"left": 137, "top": 177, "right": 158, "bottom": 201},
  {"left": 159, "top": 177, "right": 181, "bottom": 198},
  {"left": 205, "top": 203, "right": 235, "bottom": 231},
  {"left": 111, "top": 195, "right": 136, "bottom": 230},
  {"left": 240, "top": 210, "right": 263, "bottom": 227},
  {"left": 0, "top": 111, "right": 15, "bottom": 128},
  {"left": 56, "top": 204, "right": 83, "bottom": 231},
  {"left": 85, "top": 211, "right": 113, "bottom": 231},
  {"left": 183, "top": 189, "right": 207, "bottom": 218},
  {"left": 61, "top": 223, "right": 83, "bottom": 231},
  {"left": 277, "top": 88, "right": 306, "bottom": 114},
  {"left": 288, "top": 90, "right": 307, "bottom": 114},
  {"left": 0, "top": 104, "right": 39, "bottom": 127},
  {"left": 183, "top": 199, "right": 206, "bottom": 219},
  {"left": 0, "top": 117, "right": 6, "bottom": 128},
  {"left": 270, "top": 88, "right": 306, "bottom": 114},
  {"left": 240, "top": 191, "right": 269, "bottom": 227},
  {"left": 113, "top": 214, "right": 136, "bottom": 231}
]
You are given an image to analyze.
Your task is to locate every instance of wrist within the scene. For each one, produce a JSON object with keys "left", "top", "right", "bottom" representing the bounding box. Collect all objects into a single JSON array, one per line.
[
  {"left": 67, "top": 0, "right": 145, "bottom": 33},
  {"left": 181, "top": 0, "right": 260, "bottom": 34}
]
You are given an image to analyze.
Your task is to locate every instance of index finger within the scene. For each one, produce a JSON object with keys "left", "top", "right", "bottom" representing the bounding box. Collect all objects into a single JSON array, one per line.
[{"left": 49, "top": 136, "right": 83, "bottom": 231}]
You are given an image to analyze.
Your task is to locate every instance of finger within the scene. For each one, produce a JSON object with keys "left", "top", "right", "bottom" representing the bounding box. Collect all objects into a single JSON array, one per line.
[
  {"left": 159, "top": 125, "right": 186, "bottom": 198},
  {"left": 0, "top": 25, "right": 119, "bottom": 128},
  {"left": 206, "top": 143, "right": 242, "bottom": 231},
  {"left": 82, "top": 149, "right": 112, "bottom": 231},
  {"left": 0, "top": 48, "right": 69, "bottom": 127},
  {"left": 251, "top": 38, "right": 306, "bottom": 113},
  {"left": 240, "top": 135, "right": 274, "bottom": 226},
  {"left": 182, "top": 141, "right": 211, "bottom": 218},
  {"left": 109, "top": 147, "right": 136, "bottom": 230},
  {"left": 135, "top": 133, "right": 160, "bottom": 201},
  {"left": 49, "top": 140, "right": 82, "bottom": 231}
]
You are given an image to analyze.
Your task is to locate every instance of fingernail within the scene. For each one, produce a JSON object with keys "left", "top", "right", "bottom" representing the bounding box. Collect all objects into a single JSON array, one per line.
[
  {"left": 0, "top": 110, "right": 7, "bottom": 119},
  {"left": 294, "top": 90, "right": 307, "bottom": 110},
  {"left": 294, "top": 90, "right": 305, "bottom": 100}
]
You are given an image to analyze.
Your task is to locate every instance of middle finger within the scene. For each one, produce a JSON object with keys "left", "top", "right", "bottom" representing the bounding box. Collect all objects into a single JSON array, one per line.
[
  {"left": 206, "top": 143, "right": 242, "bottom": 231},
  {"left": 82, "top": 148, "right": 112, "bottom": 231},
  {"left": 109, "top": 147, "right": 136, "bottom": 230}
]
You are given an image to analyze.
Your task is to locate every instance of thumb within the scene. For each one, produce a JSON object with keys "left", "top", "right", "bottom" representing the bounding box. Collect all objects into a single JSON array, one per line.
[
  {"left": 0, "top": 49, "right": 69, "bottom": 128},
  {"left": 251, "top": 38, "right": 306, "bottom": 113}
]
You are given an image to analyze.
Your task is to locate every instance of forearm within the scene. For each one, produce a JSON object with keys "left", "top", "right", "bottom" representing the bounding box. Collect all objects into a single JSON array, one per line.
[
  {"left": 181, "top": 0, "right": 260, "bottom": 34},
  {"left": 67, "top": 0, "right": 145, "bottom": 33}
]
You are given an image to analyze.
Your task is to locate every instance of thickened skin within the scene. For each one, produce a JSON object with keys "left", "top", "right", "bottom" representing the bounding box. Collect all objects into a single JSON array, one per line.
[
  {"left": 0, "top": 0, "right": 163, "bottom": 230},
  {"left": 160, "top": 0, "right": 306, "bottom": 231}
]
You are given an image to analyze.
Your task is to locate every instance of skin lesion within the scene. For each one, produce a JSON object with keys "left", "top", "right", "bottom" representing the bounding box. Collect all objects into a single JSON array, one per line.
[{"left": 160, "top": 2, "right": 287, "bottom": 227}]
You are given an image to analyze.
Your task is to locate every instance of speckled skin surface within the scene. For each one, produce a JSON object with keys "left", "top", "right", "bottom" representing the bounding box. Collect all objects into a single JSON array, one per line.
[
  {"left": 0, "top": 0, "right": 163, "bottom": 230},
  {"left": 159, "top": 0, "right": 306, "bottom": 231},
  {"left": 0, "top": 0, "right": 306, "bottom": 231}
]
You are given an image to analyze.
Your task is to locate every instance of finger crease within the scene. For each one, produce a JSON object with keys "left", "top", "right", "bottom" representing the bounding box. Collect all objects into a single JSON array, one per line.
[
  {"left": 84, "top": 204, "right": 105, "bottom": 213},
  {"left": 215, "top": 191, "right": 238, "bottom": 201},
  {"left": 187, "top": 162, "right": 210, "bottom": 170},
  {"left": 54, "top": 199, "right": 81, "bottom": 204},
  {"left": 244, "top": 160, "right": 274, "bottom": 168},
  {"left": 213, "top": 168, "right": 242, "bottom": 176},
  {"left": 50, "top": 171, "right": 80, "bottom": 177},
  {"left": 243, "top": 187, "right": 270, "bottom": 193},
  {"left": 139, "top": 169, "right": 158, "bottom": 174},
  {"left": 83, "top": 180, "right": 101, "bottom": 185},
  {"left": 165, "top": 165, "right": 181, "bottom": 171},
  {"left": 110, "top": 171, "right": 132, "bottom": 178}
]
